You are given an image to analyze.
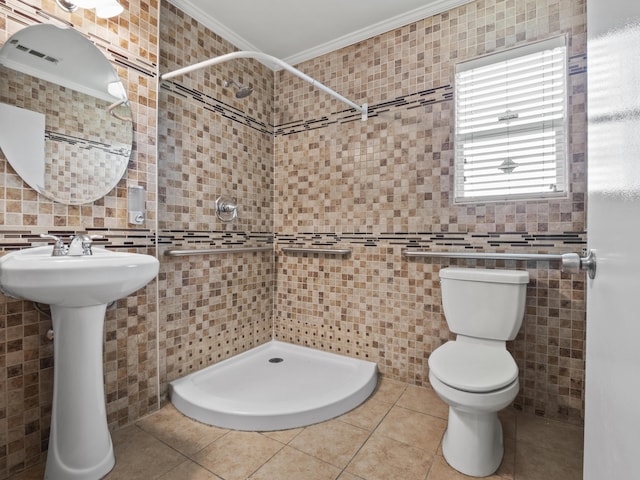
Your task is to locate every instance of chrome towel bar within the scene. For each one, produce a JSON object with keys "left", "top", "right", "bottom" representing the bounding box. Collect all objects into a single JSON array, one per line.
[
  {"left": 402, "top": 249, "right": 597, "bottom": 279},
  {"left": 281, "top": 247, "right": 351, "bottom": 256},
  {"left": 165, "top": 246, "right": 272, "bottom": 256}
]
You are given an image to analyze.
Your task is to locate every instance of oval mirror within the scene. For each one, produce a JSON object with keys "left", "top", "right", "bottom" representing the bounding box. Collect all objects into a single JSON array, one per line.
[{"left": 0, "top": 24, "right": 133, "bottom": 205}]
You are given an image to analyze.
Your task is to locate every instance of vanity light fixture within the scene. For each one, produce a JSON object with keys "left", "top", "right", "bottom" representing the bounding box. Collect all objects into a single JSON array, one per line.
[{"left": 55, "top": 0, "right": 124, "bottom": 18}]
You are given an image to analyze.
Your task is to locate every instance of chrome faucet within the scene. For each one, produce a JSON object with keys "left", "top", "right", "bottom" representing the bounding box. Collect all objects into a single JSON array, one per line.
[
  {"left": 68, "top": 233, "right": 94, "bottom": 256},
  {"left": 40, "top": 233, "right": 103, "bottom": 256}
]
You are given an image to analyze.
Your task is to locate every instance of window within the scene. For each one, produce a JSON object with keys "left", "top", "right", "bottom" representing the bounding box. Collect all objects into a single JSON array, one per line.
[{"left": 453, "top": 37, "right": 568, "bottom": 203}]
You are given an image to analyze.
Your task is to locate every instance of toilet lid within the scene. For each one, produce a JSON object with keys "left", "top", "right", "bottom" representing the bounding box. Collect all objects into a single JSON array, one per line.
[{"left": 428, "top": 341, "right": 518, "bottom": 393}]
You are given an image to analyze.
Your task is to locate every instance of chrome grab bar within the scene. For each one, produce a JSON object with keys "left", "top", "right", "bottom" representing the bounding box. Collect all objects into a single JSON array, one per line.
[
  {"left": 165, "top": 246, "right": 272, "bottom": 256},
  {"left": 281, "top": 247, "right": 351, "bottom": 256},
  {"left": 402, "top": 249, "right": 596, "bottom": 279}
]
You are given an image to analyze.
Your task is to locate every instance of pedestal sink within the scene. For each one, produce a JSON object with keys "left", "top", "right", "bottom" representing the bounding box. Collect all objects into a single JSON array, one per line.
[{"left": 0, "top": 246, "right": 159, "bottom": 479}]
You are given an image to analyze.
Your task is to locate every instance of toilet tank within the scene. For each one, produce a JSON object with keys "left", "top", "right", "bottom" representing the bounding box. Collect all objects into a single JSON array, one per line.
[{"left": 439, "top": 267, "right": 530, "bottom": 341}]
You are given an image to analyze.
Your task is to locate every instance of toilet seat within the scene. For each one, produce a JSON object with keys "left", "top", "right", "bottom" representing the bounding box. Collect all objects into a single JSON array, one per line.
[{"left": 429, "top": 340, "right": 518, "bottom": 393}]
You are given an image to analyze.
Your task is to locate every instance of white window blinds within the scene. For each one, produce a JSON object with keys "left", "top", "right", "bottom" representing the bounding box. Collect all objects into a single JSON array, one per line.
[{"left": 454, "top": 37, "right": 568, "bottom": 203}]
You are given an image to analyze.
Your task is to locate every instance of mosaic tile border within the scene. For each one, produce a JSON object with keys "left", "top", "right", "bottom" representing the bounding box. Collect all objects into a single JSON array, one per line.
[
  {"left": 161, "top": 81, "right": 272, "bottom": 135},
  {"left": 569, "top": 53, "right": 587, "bottom": 76},
  {"left": 0, "top": 228, "right": 156, "bottom": 251},
  {"left": 159, "top": 230, "right": 274, "bottom": 249},
  {"left": 275, "top": 231, "right": 586, "bottom": 253},
  {"left": 3, "top": 229, "right": 579, "bottom": 252},
  {"left": 275, "top": 84, "right": 453, "bottom": 136},
  {"left": 0, "top": 229, "right": 584, "bottom": 253},
  {"left": 0, "top": 229, "right": 580, "bottom": 253}
]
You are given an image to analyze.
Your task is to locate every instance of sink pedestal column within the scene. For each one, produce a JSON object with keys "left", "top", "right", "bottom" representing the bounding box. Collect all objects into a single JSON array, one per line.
[{"left": 45, "top": 305, "right": 115, "bottom": 480}]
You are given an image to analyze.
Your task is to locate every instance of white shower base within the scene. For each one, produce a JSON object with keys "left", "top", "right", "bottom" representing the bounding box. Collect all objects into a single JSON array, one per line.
[{"left": 170, "top": 340, "right": 377, "bottom": 431}]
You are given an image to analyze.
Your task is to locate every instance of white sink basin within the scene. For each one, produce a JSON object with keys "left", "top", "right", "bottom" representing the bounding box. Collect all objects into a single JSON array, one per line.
[
  {"left": 0, "top": 245, "right": 159, "bottom": 479},
  {"left": 0, "top": 245, "right": 159, "bottom": 306}
]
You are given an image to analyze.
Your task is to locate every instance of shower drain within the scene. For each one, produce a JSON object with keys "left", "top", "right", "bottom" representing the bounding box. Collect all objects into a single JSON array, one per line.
[{"left": 268, "top": 357, "right": 284, "bottom": 363}]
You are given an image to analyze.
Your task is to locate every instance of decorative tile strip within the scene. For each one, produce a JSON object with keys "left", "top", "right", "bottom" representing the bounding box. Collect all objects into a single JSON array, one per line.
[
  {"left": 274, "top": 85, "right": 453, "bottom": 136},
  {"left": 276, "top": 231, "right": 586, "bottom": 253},
  {"left": 0, "top": 228, "right": 156, "bottom": 252},
  {"left": 569, "top": 53, "right": 587, "bottom": 76},
  {"left": 160, "top": 81, "right": 273, "bottom": 135},
  {"left": 159, "top": 230, "right": 273, "bottom": 249},
  {"left": 0, "top": 229, "right": 584, "bottom": 254}
]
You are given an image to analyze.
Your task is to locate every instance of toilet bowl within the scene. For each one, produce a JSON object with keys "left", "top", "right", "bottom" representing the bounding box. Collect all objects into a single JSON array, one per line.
[{"left": 429, "top": 267, "right": 529, "bottom": 477}]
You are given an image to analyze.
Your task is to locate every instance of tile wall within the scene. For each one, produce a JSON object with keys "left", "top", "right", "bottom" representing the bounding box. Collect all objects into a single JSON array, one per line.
[
  {"left": 157, "top": 1, "right": 275, "bottom": 396},
  {"left": 273, "top": 0, "right": 587, "bottom": 424},
  {"left": 0, "top": 0, "right": 159, "bottom": 477}
]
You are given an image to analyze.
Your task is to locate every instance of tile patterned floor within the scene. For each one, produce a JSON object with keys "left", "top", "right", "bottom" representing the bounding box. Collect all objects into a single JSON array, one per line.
[{"left": 10, "top": 378, "right": 584, "bottom": 480}]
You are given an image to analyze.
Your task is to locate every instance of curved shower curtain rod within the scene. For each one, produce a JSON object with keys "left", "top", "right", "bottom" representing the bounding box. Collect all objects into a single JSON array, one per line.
[{"left": 160, "top": 51, "right": 368, "bottom": 121}]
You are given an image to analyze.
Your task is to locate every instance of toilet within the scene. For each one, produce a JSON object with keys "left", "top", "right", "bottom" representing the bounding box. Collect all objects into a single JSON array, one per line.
[{"left": 429, "top": 267, "right": 529, "bottom": 477}]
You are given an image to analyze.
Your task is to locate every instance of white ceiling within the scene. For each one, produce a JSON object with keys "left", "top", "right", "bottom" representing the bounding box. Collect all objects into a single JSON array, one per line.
[{"left": 168, "top": 0, "right": 472, "bottom": 66}]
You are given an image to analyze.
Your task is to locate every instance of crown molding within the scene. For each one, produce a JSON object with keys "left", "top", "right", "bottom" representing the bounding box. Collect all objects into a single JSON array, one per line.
[
  {"left": 282, "top": 0, "right": 474, "bottom": 66},
  {"left": 167, "top": 0, "right": 262, "bottom": 53},
  {"left": 167, "top": 0, "right": 474, "bottom": 70}
]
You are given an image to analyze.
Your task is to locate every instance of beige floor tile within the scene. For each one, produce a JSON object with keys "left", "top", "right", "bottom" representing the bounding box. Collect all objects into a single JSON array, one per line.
[
  {"left": 192, "top": 430, "right": 283, "bottom": 480},
  {"left": 289, "top": 419, "right": 370, "bottom": 468},
  {"left": 396, "top": 384, "right": 449, "bottom": 420},
  {"left": 337, "top": 472, "right": 366, "bottom": 480},
  {"left": 105, "top": 425, "right": 187, "bottom": 479},
  {"left": 515, "top": 413, "right": 584, "bottom": 455},
  {"left": 136, "top": 404, "right": 228, "bottom": 456},
  {"left": 158, "top": 459, "right": 222, "bottom": 479},
  {"left": 10, "top": 380, "right": 585, "bottom": 480},
  {"left": 515, "top": 440, "right": 583, "bottom": 480},
  {"left": 346, "top": 433, "right": 433, "bottom": 480},
  {"left": 339, "top": 395, "right": 394, "bottom": 431},
  {"left": 261, "top": 426, "right": 304, "bottom": 444},
  {"left": 375, "top": 406, "right": 447, "bottom": 454},
  {"left": 249, "top": 446, "right": 341, "bottom": 480},
  {"left": 427, "top": 455, "right": 504, "bottom": 480},
  {"left": 495, "top": 426, "right": 516, "bottom": 479},
  {"left": 371, "top": 376, "right": 407, "bottom": 404}
]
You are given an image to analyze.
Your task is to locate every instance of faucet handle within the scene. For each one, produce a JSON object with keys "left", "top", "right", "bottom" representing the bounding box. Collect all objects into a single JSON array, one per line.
[
  {"left": 81, "top": 235, "right": 93, "bottom": 256},
  {"left": 84, "top": 234, "right": 104, "bottom": 255},
  {"left": 40, "top": 234, "right": 67, "bottom": 256}
]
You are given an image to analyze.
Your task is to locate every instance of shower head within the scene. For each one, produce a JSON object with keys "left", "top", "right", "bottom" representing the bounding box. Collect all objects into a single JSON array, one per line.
[{"left": 223, "top": 79, "right": 253, "bottom": 99}]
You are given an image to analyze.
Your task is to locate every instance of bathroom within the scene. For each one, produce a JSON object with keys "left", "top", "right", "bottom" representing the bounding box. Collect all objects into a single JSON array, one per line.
[{"left": 0, "top": 0, "right": 636, "bottom": 478}]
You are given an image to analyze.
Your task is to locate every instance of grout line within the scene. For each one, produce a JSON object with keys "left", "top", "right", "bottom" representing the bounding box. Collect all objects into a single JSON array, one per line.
[{"left": 336, "top": 382, "right": 409, "bottom": 478}]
